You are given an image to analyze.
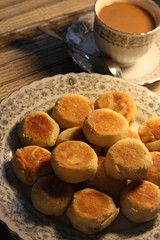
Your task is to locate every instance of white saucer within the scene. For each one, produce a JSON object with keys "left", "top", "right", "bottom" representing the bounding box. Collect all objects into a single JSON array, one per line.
[
  {"left": 66, "top": 12, "right": 160, "bottom": 85},
  {"left": 122, "top": 38, "right": 160, "bottom": 85}
]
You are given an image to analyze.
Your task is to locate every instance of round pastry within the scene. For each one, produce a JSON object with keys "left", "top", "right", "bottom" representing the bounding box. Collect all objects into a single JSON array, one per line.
[
  {"left": 145, "top": 151, "right": 160, "bottom": 187},
  {"left": 18, "top": 111, "right": 60, "bottom": 148},
  {"left": 138, "top": 116, "right": 160, "bottom": 151},
  {"left": 103, "top": 129, "right": 140, "bottom": 155},
  {"left": 86, "top": 156, "right": 127, "bottom": 199},
  {"left": 94, "top": 91, "right": 137, "bottom": 125},
  {"left": 82, "top": 108, "right": 129, "bottom": 147},
  {"left": 12, "top": 145, "right": 52, "bottom": 185},
  {"left": 51, "top": 94, "right": 94, "bottom": 129},
  {"left": 66, "top": 188, "right": 119, "bottom": 234},
  {"left": 56, "top": 126, "right": 87, "bottom": 145},
  {"left": 120, "top": 180, "right": 160, "bottom": 223},
  {"left": 51, "top": 140, "right": 98, "bottom": 183},
  {"left": 105, "top": 138, "right": 152, "bottom": 180},
  {"left": 56, "top": 126, "right": 102, "bottom": 155},
  {"left": 31, "top": 174, "right": 74, "bottom": 216}
]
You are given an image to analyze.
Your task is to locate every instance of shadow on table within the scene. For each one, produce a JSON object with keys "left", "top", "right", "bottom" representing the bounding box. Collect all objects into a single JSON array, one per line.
[{"left": 8, "top": 28, "right": 82, "bottom": 79}]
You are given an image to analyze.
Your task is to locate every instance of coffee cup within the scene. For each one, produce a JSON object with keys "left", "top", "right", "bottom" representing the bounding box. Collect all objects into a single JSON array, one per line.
[{"left": 94, "top": 0, "right": 160, "bottom": 66}]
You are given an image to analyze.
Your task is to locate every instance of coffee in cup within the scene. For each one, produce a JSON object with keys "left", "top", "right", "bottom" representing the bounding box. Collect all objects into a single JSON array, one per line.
[{"left": 94, "top": 0, "right": 160, "bottom": 66}]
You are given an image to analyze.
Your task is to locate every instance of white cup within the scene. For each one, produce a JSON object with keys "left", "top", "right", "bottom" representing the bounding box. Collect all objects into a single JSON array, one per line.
[{"left": 94, "top": 0, "right": 160, "bottom": 66}]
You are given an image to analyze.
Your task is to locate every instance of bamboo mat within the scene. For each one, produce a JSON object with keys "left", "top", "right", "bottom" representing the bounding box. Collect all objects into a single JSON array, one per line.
[
  {"left": 0, "top": 0, "right": 95, "bottom": 48},
  {"left": 0, "top": 29, "right": 82, "bottom": 101},
  {"left": 0, "top": 0, "right": 96, "bottom": 102},
  {"left": 1, "top": 30, "right": 160, "bottom": 102},
  {"left": 0, "top": 0, "right": 160, "bottom": 102}
]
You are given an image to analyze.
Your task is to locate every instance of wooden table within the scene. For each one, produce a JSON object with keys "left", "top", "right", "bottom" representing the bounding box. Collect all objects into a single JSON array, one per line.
[{"left": 0, "top": 1, "right": 160, "bottom": 239}]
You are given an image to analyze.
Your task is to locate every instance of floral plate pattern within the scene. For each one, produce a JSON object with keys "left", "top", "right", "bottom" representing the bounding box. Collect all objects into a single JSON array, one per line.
[{"left": 0, "top": 73, "right": 160, "bottom": 240}]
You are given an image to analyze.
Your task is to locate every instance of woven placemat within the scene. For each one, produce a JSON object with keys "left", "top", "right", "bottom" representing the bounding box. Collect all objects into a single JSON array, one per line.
[
  {"left": 0, "top": 0, "right": 95, "bottom": 47},
  {"left": 0, "top": 30, "right": 81, "bottom": 101}
]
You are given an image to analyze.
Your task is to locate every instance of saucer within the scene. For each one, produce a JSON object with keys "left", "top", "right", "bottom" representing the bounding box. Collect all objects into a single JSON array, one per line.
[{"left": 66, "top": 12, "right": 160, "bottom": 85}]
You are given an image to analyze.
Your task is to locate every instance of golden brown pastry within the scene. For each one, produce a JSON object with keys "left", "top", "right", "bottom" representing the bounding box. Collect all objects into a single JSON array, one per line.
[
  {"left": 94, "top": 91, "right": 137, "bottom": 125},
  {"left": 103, "top": 128, "right": 140, "bottom": 155},
  {"left": 12, "top": 145, "right": 52, "bottom": 185},
  {"left": 51, "top": 140, "right": 98, "bottom": 183},
  {"left": 120, "top": 180, "right": 160, "bottom": 223},
  {"left": 145, "top": 151, "right": 160, "bottom": 187},
  {"left": 51, "top": 94, "right": 94, "bottom": 129},
  {"left": 86, "top": 156, "right": 127, "bottom": 199},
  {"left": 82, "top": 108, "right": 129, "bottom": 147},
  {"left": 31, "top": 174, "right": 74, "bottom": 216},
  {"left": 56, "top": 126, "right": 102, "bottom": 155},
  {"left": 105, "top": 138, "right": 152, "bottom": 180},
  {"left": 18, "top": 111, "right": 60, "bottom": 148},
  {"left": 138, "top": 116, "right": 160, "bottom": 151},
  {"left": 66, "top": 188, "right": 119, "bottom": 234},
  {"left": 56, "top": 126, "right": 87, "bottom": 145}
]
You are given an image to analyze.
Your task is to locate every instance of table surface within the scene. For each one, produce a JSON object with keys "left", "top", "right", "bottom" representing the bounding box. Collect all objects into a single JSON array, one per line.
[{"left": 1, "top": 0, "right": 160, "bottom": 239}]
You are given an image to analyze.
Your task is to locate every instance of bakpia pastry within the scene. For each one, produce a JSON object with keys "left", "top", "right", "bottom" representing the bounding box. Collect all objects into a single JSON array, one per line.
[
  {"left": 18, "top": 111, "right": 60, "bottom": 148},
  {"left": 120, "top": 180, "right": 160, "bottom": 223},
  {"left": 82, "top": 109, "right": 129, "bottom": 147},
  {"left": 51, "top": 140, "right": 98, "bottom": 183},
  {"left": 105, "top": 138, "right": 152, "bottom": 180},
  {"left": 56, "top": 126, "right": 87, "bottom": 145},
  {"left": 103, "top": 129, "right": 140, "bottom": 155},
  {"left": 66, "top": 188, "right": 119, "bottom": 234},
  {"left": 94, "top": 91, "right": 137, "bottom": 125},
  {"left": 31, "top": 174, "right": 74, "bottom": 216},
  {"left": 12, "top": 145, "right": 52, "bottom": 185},
  {"left": 51, "top": 94, "right": 94, "bottom": 129},
  {"left": 145, "top": 152, "right": 160, "bottom": 187},
  {"left": 138, "top": 116, "right": 160, "bottom": 151},
  {"left": 56, "top": 126, "right": 102, "bottom": 154},
  {"left": 86, "top": 156, "right": 127, "bottom": 199}
]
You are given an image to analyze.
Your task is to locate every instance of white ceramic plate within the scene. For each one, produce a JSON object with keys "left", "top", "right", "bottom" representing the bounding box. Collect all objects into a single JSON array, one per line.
[
  {"left": 0, "top": 73, "right": 160, "bottom": 240},
  {"left": 66, "top": 12, "right": 160, "bottom": 85}
]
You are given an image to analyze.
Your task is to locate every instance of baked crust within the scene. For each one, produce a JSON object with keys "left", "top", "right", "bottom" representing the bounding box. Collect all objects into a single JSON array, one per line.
[
  {"left": 12, "top": 145, "right": 52, "bottom": 185},
  {"left": 51, "top": 140, "right": 98, "bottom": 183},
  {"left": 145, "top": 151, "right": 160, "bottom": 187},
  {"left": 85, "top": 156, "right": 127, "bottom": 199},
  {"left": 94, "top": 91, "right": 137, "bottom": 125},
  {"left": 120, "top": 180, "right": 160, "bottom": 223},
  {"left": 31, "top": 174, "right": 74, "bottom": 216},
  {"left": 138, "top": 116, "right": 160, "bottom": 151},
  {"left": 56, "top": 126, "right": 87, "bottom": 145},
  {"left": 18, "top": 111, "right": 60, "bottom": 148},
  {"left": 82, "top": 108, "right": 129, "bottom": 147},
  {"left": 66, "top": 188, "right": 119, "bottom": 234},
  {"left": 51, "top": 94, "right": 94, "bottom": 129},
  {"left": 105, "top": 138, "right": 152, "bottom": 180}
]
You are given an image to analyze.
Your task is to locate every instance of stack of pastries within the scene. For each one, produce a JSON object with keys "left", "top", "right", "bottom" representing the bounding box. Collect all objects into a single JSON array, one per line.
[{"left": 12, "top": 92, "right": 160, "bottom": 235}]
